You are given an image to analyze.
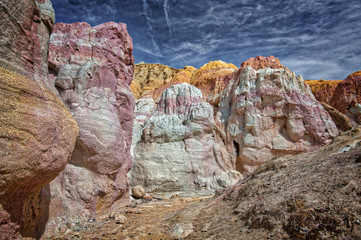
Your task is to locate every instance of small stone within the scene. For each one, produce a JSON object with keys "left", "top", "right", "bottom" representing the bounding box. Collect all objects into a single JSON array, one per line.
[
  {"left": 115, "top": 214, "right": 127, "bottom": 224},
  {"left": 131, "top": 185, "right": 146, "bottom": 198}
]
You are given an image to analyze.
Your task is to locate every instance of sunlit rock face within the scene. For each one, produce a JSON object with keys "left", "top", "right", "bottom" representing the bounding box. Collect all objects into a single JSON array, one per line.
[
  {"left": 217, "top": 66, "right": 338, "bottom": 172},
  {"left": 0, "top": 1, "right": 78, "bottom": 239},
  {"left": 190, "top": 61, "right": 238, "bottom": 107},
  {"left": 130, "top": 83, "right": 241, "bottom": 197},
  {"left": 304, "top": 79, "right": 342, "bottom": 104},
  {"left": 43, "top": 21, "right": 135, "bottom": 236},
  {"left": 240, "top": 55, "right": 284, "bottom": 71},
  {"left": 329, "top": 71, "right": 361, "bottom": 125},
  {"left": 131, "top": 63, "right": 181, "bottom": 99}
]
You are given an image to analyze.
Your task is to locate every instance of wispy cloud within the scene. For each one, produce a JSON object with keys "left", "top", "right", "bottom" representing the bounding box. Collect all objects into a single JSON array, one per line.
[
  {"left": 142, "top": 0, "right": 162, "bottom": 58},
  {"left": 163, "top": 0, "right": 172, "bottom": 40},
  {"left": 52, "top": 0, "right": 361, "bottom": 79}
]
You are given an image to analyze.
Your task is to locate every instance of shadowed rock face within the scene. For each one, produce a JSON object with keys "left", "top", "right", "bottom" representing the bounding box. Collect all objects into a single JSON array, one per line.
[
  {"left": 0, "top": 1, "right": 78, "bottom": 239},
  {"left": 42, "top": 22, "right": 135, "bottom": 236},
  {"left": 130, "top": 83, "right": 241, "bottom": 197},
  {"left": 330, "top": 71, "right": 361, "bottom": 125},
  {"left": 217, "top": 66, "right": 338, "bottom": 172}
]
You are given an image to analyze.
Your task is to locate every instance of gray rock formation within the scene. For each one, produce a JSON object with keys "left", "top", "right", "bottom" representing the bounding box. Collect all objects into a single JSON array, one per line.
[{"left": 130, "top": 83, "right": 241, "bottom": 197}]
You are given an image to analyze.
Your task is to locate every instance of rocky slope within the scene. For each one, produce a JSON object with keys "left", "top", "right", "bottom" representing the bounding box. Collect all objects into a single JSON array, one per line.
[
  {"left": 42, "top": 21, "right": 135, "bottom": 236},
  {"left": 48, "top": 127, "right": 361, "bottom": 240},
  {"left": 0, "top": 1, "right": 78, "bottom": 239},
  {"left": 130, "top": 83, "right": 241, "bottom": 197}
]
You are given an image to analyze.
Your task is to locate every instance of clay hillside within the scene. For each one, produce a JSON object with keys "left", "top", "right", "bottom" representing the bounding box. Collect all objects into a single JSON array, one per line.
[{"left": 0, "top": 1, "right": 360, "bottom": 240}]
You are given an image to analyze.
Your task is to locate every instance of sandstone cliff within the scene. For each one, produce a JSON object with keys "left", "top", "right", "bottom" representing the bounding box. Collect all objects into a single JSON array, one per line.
[
  {"left": 0, "top": 1, "right": 78, "bottom": 239},
  {"left": 42, "top": 21, "right": 135, "bottom": 236},
  {"left": 217, "top": 66, "right": 338, "bottom": 172},
  {"left": 131, "top": 63, "right": 181, "bottom": 99},
  {"left": 304, "top": 79, "right": 342, "bottom": 104},
  {"left": 330, "top": 71, "right": 361, "bottom": 125},
  {"left": 130, "top": 83, "right": 241, "bottom": 197}
]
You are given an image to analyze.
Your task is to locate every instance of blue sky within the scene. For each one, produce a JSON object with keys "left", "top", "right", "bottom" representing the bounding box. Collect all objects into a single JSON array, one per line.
[{"left": 51, "top": 0, "right": 361, "bottom": 80}]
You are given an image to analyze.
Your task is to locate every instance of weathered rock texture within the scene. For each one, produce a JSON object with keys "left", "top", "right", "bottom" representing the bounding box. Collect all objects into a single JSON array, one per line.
[
  {"left": 0, "top": 0, "right": 55, "bottom": 90},
  {"left": 304, "top": 79, "right": 342, "bottom": 104},
  {"left": 131, "top": 63, "right": 180, "bottom": 99},
  {"left": 43, "top": 21, "right": 135, "bottom": 235},
  {"left": 0, "top": 1, "right": 78, "bottom": 239},
  {"left": 130, "top": 83, "right": 241, "bottom": 197},
  {"left": 190, "top": 61, "right": 237, "bottom": 106},
  {"left": 240, "top": 55, "right": 284, "bottom": 70},
  {"left": 217, "top": 66, "right": 338, "bottom": 172},
  {"left": 132, "top": 61, "right": 238, "bottom": 106},
  {"left": 329, "top": 71, "right": 361, "bottom": 125},
  {"left": 320, "top": 102, "right": 352, "bottom": 132}
]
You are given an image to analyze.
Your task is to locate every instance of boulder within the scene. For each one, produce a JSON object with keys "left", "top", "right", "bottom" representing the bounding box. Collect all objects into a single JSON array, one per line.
[
  {"left": 43, "top": 21, "right": 135, "bottom": 236},
  {"left": 217, "top": 66, "right": 338, "bottom": 172},
  {"left": 130, "top": 83, "right": 241, "bottom": 197},
  {"left": 0, "top": 0, "right": 78, "bottom": 238},
  {"left": 131, "top": 185, "right": 146, "bottom": 199}
]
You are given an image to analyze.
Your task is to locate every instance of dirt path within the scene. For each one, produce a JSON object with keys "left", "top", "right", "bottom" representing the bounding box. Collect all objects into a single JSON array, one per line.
[{"left": 50, "top": 196, "right": 211, "bottom": 240}]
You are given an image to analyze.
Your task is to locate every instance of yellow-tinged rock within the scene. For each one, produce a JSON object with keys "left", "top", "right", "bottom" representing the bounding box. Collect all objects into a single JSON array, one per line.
[
  {"left": 0, "top": 66, "right": 78, "bottom": 220},
  {"left": 305, "top": 79, "right": 342, "bottom": 104},
  {"left": 131, "top": 63, "right": 181, "bottom": 99},
  {"left": 191, "top": 61, "right": 238, "bottom": 105}
]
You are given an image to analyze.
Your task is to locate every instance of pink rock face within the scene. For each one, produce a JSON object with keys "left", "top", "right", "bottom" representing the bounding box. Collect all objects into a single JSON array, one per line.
[
  {"left": 0, "top": 0, "right": 55, "bottom": 90},
  {"left": 240, "top": 55, "right": 284, "bottom": 71},
  {"left": 217, "top": 66, "right": 338, "bottom": 172},
  {"left": 43, "top": 22, "right": 135, "bottom": 235},
  {"left": 0, "top": 1, "right": 78, "bottom": 239},
  {"left": 329, "top": 71, "right": 361, "bottom": 125}
]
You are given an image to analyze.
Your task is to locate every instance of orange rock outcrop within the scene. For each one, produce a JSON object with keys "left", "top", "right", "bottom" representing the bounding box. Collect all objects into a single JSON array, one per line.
[
  {"left": 190, "top": 61, "right": 238, "bottom": 106},
  {"left": 305, "top": 79, "right": 342, "bottom": 104}
]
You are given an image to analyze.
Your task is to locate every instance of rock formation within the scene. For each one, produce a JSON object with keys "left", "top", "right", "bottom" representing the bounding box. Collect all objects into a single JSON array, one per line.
[
  {"left": 190, "top": 61, "right": 237, "bottom": 106},
  {"left": 304, "top": 79, "right": 342, "bottom": 104},
  {"left": 130, "top": 83, "right": 241, "bottom": 197},
  {"left": 43, "top": 21, "right": 135, "bottom": 235},
  {"left": 240, "top": 55, "right": 284, "bottom": 70},
  {"left": 330, "top": 71, "right": 361, "bottom": 125},
  {"left": 132, "top": 61, "right": 238, "bottom": 106},
  {"left": 319, "top": 102, "right": 352, "bottom": 132},
  {"left": 131, "top": 63, "right": 181, "bottom": 99},
  {"left": 0, "top": 0, "right": 78, "bottom": 238},
  {"left": 217, "top": 66, "right": 338, "bottom": 172}
]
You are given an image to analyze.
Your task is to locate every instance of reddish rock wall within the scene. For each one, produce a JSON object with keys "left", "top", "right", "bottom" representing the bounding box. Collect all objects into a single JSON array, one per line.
[
  {"left": 330, "top": 71, "right": 361, "bottom": 125},
  {"left": 0, "top": 1, "right": 78, "bottom": 239},
  {"left": 43, "top": 21, "right": 135, "bottom": 236}
]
